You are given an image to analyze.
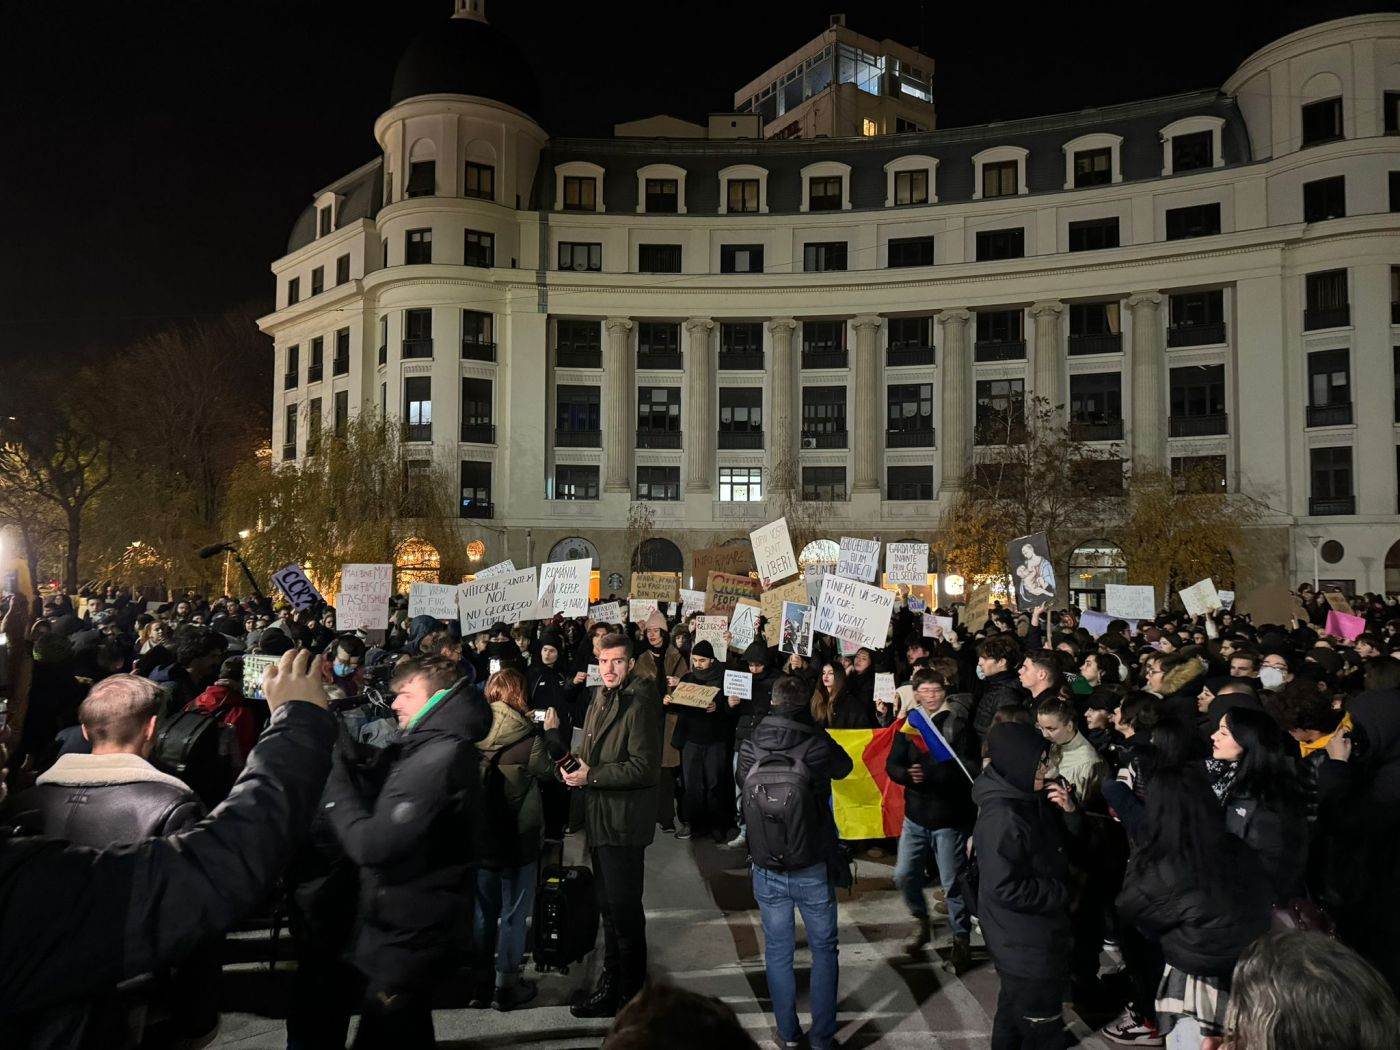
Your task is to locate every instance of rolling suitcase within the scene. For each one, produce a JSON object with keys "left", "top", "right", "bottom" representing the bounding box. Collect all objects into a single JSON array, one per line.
[{"left": 531, "top": 843, "right": 599, "bottom": 974}]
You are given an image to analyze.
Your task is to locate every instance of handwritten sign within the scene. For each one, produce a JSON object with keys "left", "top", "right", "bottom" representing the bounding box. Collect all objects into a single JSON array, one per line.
[
  {"left": 408, "top": 582, "right": 459, "bottom": 621},
  {"left": 456, "top": 568, "right": 539, "bottom": 634},
  {"left": 585, "top": 664, "right": 603, "bottom": 687},
  {"left": 813, "top": 574, "right": 894, "bottom": 650},
  {"left": 273, "top": 564, "right": 323, "bottom": 610},
  {"left": 885, "top": 542, "right": 929, "bottom": 586},
  {"left": 779, "top": 601, "right": 814, "bottom": 656},
  {"left": 693, "top": 615, "right": 729, "bottom": 662},
  {"left": 1323, "top": 590, "right": 1352, "bottom": 614},
  {"left": 1179, "top": 578, "right": 1223, "bottom": 618},
  {"left": 338, "top": 563, "right": 393, "bottom": 631},
  {"left": 874, "top": 672, "right": 896, "bottom": 704},
  {"left": 679, "top": 588, "right": 706, "bottom": 618},
  {"left": 750, "top": 518, "right": 798, "bottom": 586},
  {"left": 629, "top": 598, "right": 660, "bottom": 625},
  {"left": 588, "top": 601, "right": 624, "bottom": 626},
  {"left": 908, "top": 596, "right": 926, "bottom": 614},
  {"left": 761, "top": 578, "right": 808, "bottom": 645},
  {"left": 723, "top": 670, "right": 753, "bottom": 700},
  {"left": 631, "top": 572, "right": 679, "bottom": 602},
  {"left": 804, "top": 563, "right": 829, "bottom": 605},
  {"left": 729, "top": 599, "right": 761, "bottom": 651},
  {"left": 836, "top": 537, "right": 881, "bottom": 583},
  {"left": 669, "top": 682, "right": 719, "bottom": 709},
  {"left": 705, "top": 571, "right": 762, "bottom": 616},
  {"left": 476, "top": 559, "right": 516, "bottom": 580},
  {"left": 540, "top": 558, "right": 592, "bottom": 616},
  {"left": 1105, "top": 584, "right": 1157, "bottom": 621},
  {"left": 962, "top": 582, "right": 993, "bottom": 632}
]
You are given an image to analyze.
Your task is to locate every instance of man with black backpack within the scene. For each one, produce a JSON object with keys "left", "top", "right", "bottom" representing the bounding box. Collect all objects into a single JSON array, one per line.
[{"left": 737, "top": 675, "right": 853, "bottom": 1050}]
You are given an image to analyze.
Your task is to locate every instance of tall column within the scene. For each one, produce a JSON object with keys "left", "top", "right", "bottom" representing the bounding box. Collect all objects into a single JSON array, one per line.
[
  {"left": 602, "top": 317, "right": 634, "bottom": 493},
  {"left": 937, "top": 309, "right": 972, "bottom": 491},
  {"left": 1127, "top": 292, "right": 1165, "bottom": 474},
  {"left": 768, "top": 318, "right": 798, "bottom": 488},
  {"left": 684, "top": 318, "right": 716, "bottom": 493},
  {"left": 852, "top": 315, "right": 883, "bottom": 493},
  {"left": 1029, "top": 300, "right": 1065, "bottom": 418}
]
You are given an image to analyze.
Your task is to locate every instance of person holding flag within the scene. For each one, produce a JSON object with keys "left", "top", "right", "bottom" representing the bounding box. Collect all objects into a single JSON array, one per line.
[{"left": 886, "top": 670, "right": 978, "bottom": 972}]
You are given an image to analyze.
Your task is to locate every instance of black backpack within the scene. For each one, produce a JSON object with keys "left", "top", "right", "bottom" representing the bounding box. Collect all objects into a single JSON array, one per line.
[{"left": 741, "top": 719, "right": 826, "bottom": 872}]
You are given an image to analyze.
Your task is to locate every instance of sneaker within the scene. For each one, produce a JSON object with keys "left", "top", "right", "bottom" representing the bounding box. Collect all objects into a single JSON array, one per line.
[
  {"left": 725, "top": 830, "right": 747, "bottom": 849},
  {"left": 493, "top": 978, "right": 539, "bottom": 1012},
  {"left": 676, "top": 824, "right": 693, "bottom": 840},
  {"left": 659, "top": 824, "right": 676, "bottom": 835},
  {"left": 1100, "top": 1009, "right": 1164, "bottom": 1046}
]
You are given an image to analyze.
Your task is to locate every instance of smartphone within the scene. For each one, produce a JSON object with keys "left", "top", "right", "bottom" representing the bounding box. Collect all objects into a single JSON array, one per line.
[
  {"left": 557, "top": 752, "right": 581, "bottom": 774},
  {"left": 531, "top": 709, "right": 548, "bottom": 724},
  {"left": 489, "top": 658, "right": 502, "bottom": 675}
]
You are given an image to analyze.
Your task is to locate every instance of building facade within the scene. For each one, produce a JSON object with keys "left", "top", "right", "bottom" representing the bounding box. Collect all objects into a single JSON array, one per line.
[{"left": 259, "top": 8, "right": 1400, "bottom": 597}]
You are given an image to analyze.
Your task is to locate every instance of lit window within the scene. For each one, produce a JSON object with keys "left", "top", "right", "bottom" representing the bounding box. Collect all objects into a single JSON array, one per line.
[
  {"left": 862, "top": 118, "right": 877, "bottom": 136},
  {"left": 719, "top": 467, "right": 764, "bottom": 501}
]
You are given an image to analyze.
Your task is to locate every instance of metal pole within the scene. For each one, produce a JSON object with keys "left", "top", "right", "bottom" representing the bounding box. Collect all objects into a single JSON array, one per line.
[{"left": 1314, "top": 545, "right": 1320, "bottom": 593}]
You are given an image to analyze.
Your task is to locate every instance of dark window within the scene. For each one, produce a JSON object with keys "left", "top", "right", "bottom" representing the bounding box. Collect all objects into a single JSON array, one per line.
[
  {"left": 1303, "top": 176, "right": 1346, "bottom": 222},
  {"left": 562, "top": 176, "right": 596, "bottom": 211},
  {"left": 1171, "top": 131, "right": 1213, "bottom": 172},
  {"left": 644, "top": 178, "right": 679, "bottom": 213},
  {"left": 720, "top": 244, "right": 764, "bottom": 274},
  {"left": 808, "top": 176, "right": 843, "bottom": 211},
  {"left": 886, "top": 383, "right": 934, "bottom": 443},
  {"left": 638, "top": 244, "right": 681, "bottom": 274},
  {"left": 976, "top": 227, "right": 1025, "bottom": 261},
  {"left": 1073, "top": 148, "right": 1112, "bottom": 187},
  {"left": 334, "top": 390, "right": 348, "bottom": 437},
  {"left": 719, "top": 387, "right": 763, "bottom": 447},
  {"left": 1170, "top": 364, "right": 1227, "bottom": 436},
  {"left": 727, "top": 178, "right": 760, "bottom": 213},
  {"left": 1168, "top": 290, "right": 1226, "bottom": 346},
  {"left": 310, "top": 266, "right": 324, "bottom": 296},
  {"left": 637, "top": 386, "right": 681, "bottom": 437},
  {"left": 405, "top": 228, "right": 432, "bottom": 265},
  {"left": 1304, "top": 270, "right": 1349, "bottom": 330},
  {"left": 720, "top": 322, "right": 764, "bottom": 368},
  {"left": 558, "top": 241, "right": 602, "bottom": 272},
  {"left": 802, "top": 386, "right": 847, "bottom": 446},
  {"left": 1069, "top": 372, "right": 1123, "bottom": 439},
  {"left": 802, "top": 466, "right": 847, "bottom": 502},
  {"left": 887, "top": 316, "right": 935, "bottom": 362},
  {"left": 1386, "top": 92, "right": 1400, "bottom": 134},
  {"left": 981, "top": 160, "right": 1018, "bottom": 198},
  {"left": 1391, "top": 172, "right": 1400, "bottom": 213},
  {"left": 1310, "top": 446, "right": 1353, "bottom": 508},
  {"left": 556, "top": 319, "right": 601, "bottom": 367},
  {"left": 887, "top": 465, "right": 934, "bottom": 501},
  {"left": 1082, "top": 459, "right": 1124, "bottom": 495},
  {"left": 801, "top": 321, "right": 847, "bottom": 368},
  {"left": 403, "top": 308, "right": 433, "bottom": 358},
  {"left": 556, "top": 384, "right": 601, "bottom": 441},
  {"left": 1307, "top": 348, "right": 1352, "bottom": 427},
  {"left": 975, "top": 378, "right": 1025, "bottom": 444},
  {"left": 1301, "top": 97, "right": 1344, "bottom": 147},
  {"left": 318, "top": 206, "right": 333, "bottom": 237},
  {"left": 464, "top": 229, "right": 495, "bottom": 267},
  {"left": 1068, "top": 217, "right": 1120, "bottom": 252},
  {"left": 333, "top": 328, "right": 350, "bottom": 376},
  {"left": 1165, "top": 202, "right": 1221, "bottom": 240},
  {"left": 974, "top": 309, "right": 1025, "bottom": 361},
  {"left": 460, "top": 461, "right": 492, "bottom": 518},
  {"left": 894, "top": 169, "right": 929, "bottom": 205},
  {"left": 636, "top": 466, "right": 681, "bottom": 501},
  {"left": 803, "top": 241, "right": 847, "bottom": 272},
  {"left": 306, "top": 398, "right": 322, "bottom": 455},
  {"left": 406, "top": 160, "right": 436, "bottom": 197},
  {"left": 403, "top": 377, "right": 432, "bottom": 442},
  {"left": 461, "top": 377, "right": 493, "bottom": 442},
  {"left": 1172, "top": 455, "right": 1228, "bottom": 493},
  {"left": 286, "top": 277, "right": 300, "bottom": 306},
  {"left": 554, "top": 465, "right": 599, "bottom": 501},
  {"left": 1395, "top": 346, "right": 1400, "bottom": 423},
  {"left": 464, "top": 162, "right": 495, "bottom": 201},
  {"left": 283, "top": 405, "right": 297, "bottom": 460},
  {"left": 462, "top": 310, "right": 494, "bottom": 360},
  {"left": 637, "top": 322, "right": 681, "bottom": 369},
  {"left": 335, "top": 254, "right": 350, "bottom": 285},
  {"left": 1068, "top": 302, "right": 1122, "bottom": 355},
  {"left": 307, "top": 337, "right": 323, "bottom": 383},
  {"left": 888, "top": 236, "right": 935, "bottom": 268},
  {"left": 284, "top": 344, "right": 299, "bottom": 390}
]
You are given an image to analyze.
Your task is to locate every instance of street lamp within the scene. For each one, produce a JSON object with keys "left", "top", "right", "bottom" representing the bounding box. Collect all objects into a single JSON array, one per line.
[{"left": 1305, "top": 534, "right": 1323, "bottom": 593}]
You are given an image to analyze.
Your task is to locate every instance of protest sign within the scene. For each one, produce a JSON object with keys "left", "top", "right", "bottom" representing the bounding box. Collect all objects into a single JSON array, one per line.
[
  {"left": 585, "top": 664, "right": 603, "bottom": 687},
  {"left": 679, "top": 588, "right": 706, "bottom": 618},
  {"left": 1218, "top": 590, "right": 1236, "bottom": 610},
  {"left": 1240, "top": 583, "right": 1307, "bottom": 627},
  {"left": 631, "top": 572, "right": 680, "bottom": 602},
  {"left": 588, "top": 601, "right": 624, "bottom": 626},
  {"left": 704, "top": 571, "right": 761, "bottom": 616},
  {"left": 241, "top": 654, "right": 278, "bottom": 701},
  {"left": 338, "top": 563, "right": 393, "bottom": 630},
  {"left": 761, "top": 578, "right": 808, "bottom": 644},
  {"left": 456, "top": 568, "right": 539, "bottom": 634},
  {"left": 908, "top": 596, "right": 926, "bottom": 614},
  {"left": 1323, "top": 590, "right": 1352, "bottom": 614},
  {"left": 691, "top": 544, "right": 756, "bottom": 588},
  {"left": 526, "top": 582, "right": 557, "bottom": 623},
  {"left": 272, "top": 564, "right": 323, "bottom": 610},
  {"left": 539, "top": 558, "right": 592, "bottom": 616},
  {"left": 408, "top": 582, "right": 459, "bottom": 621},
  {"left": 750, "top": 518, "right": 798, "bottom": 586},
  {"left": 922, "top": 613, "right": 953, "bottom": 638},
  {"left": 1325, "top": 609, "right": 1367, "bottom": 642},
  {"left": 723, "top": 670, "right": 753, "bottom": 700},
  {"left": 779, "top": 601, "right": 813, "bottom": 656},
  {"left": 729, "top": 599, "right": 761, "bottom": 650},
  {"left": 804, "top": 563, "right": 828, "bottom": 605},
  {"left": 1179, "top": 578, "right": 1223, "bottom": 618},
  {"left": 1105, "top": 584, "right": 1157, "bottom": 621},
  {"left": 836, "top": 537, "right": 881, "bottom": 582},
  {"left": 476, "top": 559, "right": 516, "bottom": 580},
  {"left": 628, "top": 598, "right": 660, "bottom": 624},
  {"left": 693, "top": 615, "right": 729, "bottom": 661},
  {"left": 885, "top": 542, "right": 929, "bottom": 586},
  {"left": 961, "top": 582, "right": 993, "bottom": 632},
  {"left": 669, "top": 682, "right": 719, "bottom": 709},
  {"left": 813, "top": 575, "right": 894, "bottom": 650},
  {"left": 873, "top": 672, "right": 896, "bottom": 703},
  {"left": 145, "top": 601, "right": 163, "bottom": 613},
  {"left": 1007, "top": 532, "right": 1056, "bottom": 610}
]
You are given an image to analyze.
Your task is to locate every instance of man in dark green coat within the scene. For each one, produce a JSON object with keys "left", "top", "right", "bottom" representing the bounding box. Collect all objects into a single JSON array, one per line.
[{"left": 565, "top": 632, "right": 662, "bottom": 1018}]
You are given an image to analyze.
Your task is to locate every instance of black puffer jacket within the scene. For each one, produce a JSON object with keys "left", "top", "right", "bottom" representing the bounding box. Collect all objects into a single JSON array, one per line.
[
  {"left": 972, "top": 669, "right": 1028, "bottom": 739},
  {"left": 886, "top": 707, "right": 976, "bottom": 831},
  {"left": 732, "top": 643, "right": 781, "bottom": 744},
  {"left": 1221, "top": 791, "right": 1308, "bottom": 903}
]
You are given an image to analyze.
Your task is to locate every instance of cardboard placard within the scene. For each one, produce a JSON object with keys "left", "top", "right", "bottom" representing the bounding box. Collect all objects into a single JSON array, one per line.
[
  {"left": 885, "top": 542, "right": 930, "bottom": 586},
  {"left": 961, "top": 582, "right": 993, "bottom": 632},
  {"left": 1105, "top": 584, "right": 1157, "bottom": 621},
  {"left": 873, "top": 672, "right": 896, "bottom": 703},
  {"left": 669, "top": 682, "right": 719, "bottom": 709},
  {"left": 456, "top": 568, "right": 540, "bottom": 635},
  {"left": 813, "top": 574, "right": 894, "bottom": 650},
  {"left": 1240, "top": 583, "right": 1307, "bottom": 627},
  {"left": 241, "top": 654, "right": 278, "bottom": 702},
  {"left": 476, "top": 559, "right": 516, "bottom": 580},
  {"left": 1179, "top": 578, "right": 1223, "bottom": 618},
  {"left": 272, "top": 563, "right": 323, "bottom": 610},
  {"left": 408, "top": 582, "right": 459, "bottom": 621},
  {"left": 588, "top": 601, "right": 624, "bottom": 626},
  {"left": 836, "top": 537, "right": 881, "bottom": 583},
  {"left": 540, "top": 558, "right": 593, "bottom": 617},
  {"left": 729, "top": 599, "right": 761, "bottom": 651},
  {"left": 691, "top": 544, "right": 756, "bottom": 589},
  {"left": 631, "top": 572, "right": 680, "bottom": 602},
  {"left": 693, "top": 615, "right": 729, "bottom": 662},
  {"left": 679, "top": 588, "right": 706, "bottom": 618},
  {"left": 779, "top": 601, "right": 814, "bottom": 656},
  {"left": 761, "top": 578, "right": 809, "bottom": 645},
  {"left": 629, "top": 598, "right": 660, "bottom": 625},
  {"left": 1323, "top": 590, "right": 1352, "bottom": 614},
  {"left": 704, "top": 571, "right": 762, "bottom": 616},
  {"left": 723, "top": 670, "right": 753, "bottom": 700},
  {"left": 338, "top": 563, "right": 393, "bottom": 631},
  {"left": 750, "top": 518, "right": 799, "bottom": 586}
]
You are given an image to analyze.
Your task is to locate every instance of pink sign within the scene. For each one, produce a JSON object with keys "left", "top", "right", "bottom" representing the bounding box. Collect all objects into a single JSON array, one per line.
[{"left": 1325, "top": 610, "right": 1367, "bottom": 642}]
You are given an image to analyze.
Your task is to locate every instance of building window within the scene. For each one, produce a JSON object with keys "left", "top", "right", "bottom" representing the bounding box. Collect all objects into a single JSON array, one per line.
[
  {"left": 720, "top": 322, "right": 764, "bottom": 368},
  {"left": 310, "top": 266, "right": 324, "bottom": 296},
  {"left": 403, "top": 377, "right": 432, "bottom": 442},
  {"left": 637, "top": 386, "right": 681, "bottom": 446},
  {"left": 1069, "top": 372, "right": 1124, "bottom": 440},
  {"left": 333, "top": 328, "right": 350, "bottom": 376},
  {"left": 1171, "top": 131, "right": 1213, "bottom": 172},
  {"left": 380, "top": 381, "right": 386, "bottom": 418},
  {"left": 306, "top": 398, "right": 322, "bottom": 456},
  {"left": 803, "top": 241, "right": 847, "bottom": 272},
  {"left": 808, "top": 176, "right": 843, "bottom": 211},
  {"left": 719, "top": 467, "right": 764, "bottom": 501},
  {"left": 1301, "top": 97, "right": 1344, "bottom": 147},
  {"left": 638, "top": 244, "right": 681, "bottom": 274},
  {"left": 464, "top": 229, "right": 495, "bottom": 268},
  {"left": 886, "top": 383, "right": 934, "bottom": 446},
  {"left": 1307, "top": 348, "right": 1352, "bottom": 427},
  {"left": 556, "top": 319, "right": 602, "bottom": 368},
  {"left": 553, "top": 465, "right": 599, "bottom": 500},
  {"left": 644, "top": 178, "right": 679, "bottom": 213},
  {"left": 801, "top": 466, "right": 846, "bottom": 501},
  {"left": 286, "top": 277, "right": 300, "bottom": 307},
  {"left": 1304, "top": 270, "right": 1350, "bottom": 330},
  {"left": 460, "top": 461, "right": 492, "bottom": 518},
  {"left": 718, "top": 387, "right": 763, "bottom": 449},
  {"left": 974, "top": 309, "right": 1026, "bottom": 361},
  {"left": 556, "top": 384, "right": 601, "bottom": 444},
  {"left": 405, "top": 228, "right": 432, "bottom": 265},
  {"left": 975, "top": 378, "right": 1025, "bottom": 445},
  {"left": 720, "top": 244, "right": 764, "bottom": 274},
  {"left": 284, "top": 344, "right": 299, "bottom": 390},
  {"left": 1309, "top": 446, "right": 1354, "bottom": 515},
  {"left": 894, "top": 169, "right": 929, "bottom": 205},
  {"left": 1169, "top": 364, "right": 1227, "bottom": 436},
  {"left": 562, "top": 176, "right": 596, "bottom": 211},
  {"left": 403, "top": 308, "right": 433, "bottom": 358},
  {"left": 1391, "top": 172, "right": 1400, "bottom": 213},
  {"left": 1386, "top": 92, "right": 1400, "bottom": 134},
  {"left": 1303, "top": 176, "right": 1346, "bottom": 222},
  {"left": 887, "top": 316, "right": 935, "bottom": 367},
  {"left": 1172, "top": 455, "right": 1227, "bottom": 493},
  {"left": 802, "top": 386, "right": 847, "bottom": 447},
  {"left": 1068, "top": 217, "right": 1119, "bottom": 252},
  {"left": 1165, "top": 202, "right": 1221, "bottom": 240},
  {"left": 637, "top": 322, "right": 681, "bottom": 369},
  {"left": 307, "top": 338, "right": 323, "bottom": 383},
  {"left": 462, "top": 310, "right": 494, "bottom": 361},
  {"left": 1068, "top": 302, "right": 1122, "bottom": 355},
  {"left": 1073, "top": 148, "right": 1112, "bottom": 187},
  {"left": 378, "top": 315, "right": 388, "bottom": 365},
  {"left": 1167, "top": 290, "right": 1226, "bottom": 346},
  {"left": 801, "top": 321, "right": 847, "bottom": 368},
  {"left": 406, "top": 160, "right": 436, "bottom": 197},
  {"left": 1395, "top": 347, "right": 1400, "bottom": 423},
  {"left": 887, "top": 465, "right": 934, "bottom": 501},
  {"left": 636, "top": 466, "right": 681, "bottom": 501},
  {"left": 464, "top": 161, "right": 495, "bottom": 201},
  {"left": 334, "top": 389, "right": 348, "bottom": 437},
  {"left": 335, "top": 253, "right": 350, "bottom": 285},
  {"left": 976, "top": 227, "right": 1025, "bottom": 261},
  {"left": 283, "top": 405, "right": 297, "bottom": 460},
  {"left": 888, "top": 236, "right": 934, "bottom": 268},
  {"left": 318, "top": 205, "right": 333, "bottom": 237},
  {"left": 558, "top": 241, "right": 602, "bottom": 272},
  {"left": 461, "top": 377, "right": 493, "bottom": 442},
  {"left": 981, "top": 160, "right": 1018, "bottom": 198},
  {"left": 727, "top": 178, "right": 760, "bottom": 213}
]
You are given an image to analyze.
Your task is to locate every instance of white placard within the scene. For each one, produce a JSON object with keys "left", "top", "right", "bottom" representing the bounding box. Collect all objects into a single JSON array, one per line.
[
  {"left": 1218, "top": 589, "right": 1235, "bottom": 610},
  {"left": 693, "top": 615, "right": 729, "bottom": 662},
  {"left": 723, "top": 670, "right": 753, "bottom": 700},
  {"left": 750, "top": 518, "right": 798, "bottom": 585},
  {"left": 586, "top": 664, "right": 603, "bottom": 687},
  {"left": 456, "top": 568, "right": 540, "bottom": 634},
  {"left": 813, "top": 574, "right": 894, "bottom": 650},
  {"left": 408, "top": 582, "right": 459, "bottom": 621},
  {"left": 779, "top": 601, "right": 814, "bottom": 656},
  {"left": 922, "top": 612, "right": 954, "bottom": 638},
  {"left": 539, "top": 558, "right": 592, "bottom": 617},
  {"left": 804, "top": 563, "right": 829, "bottom": 605},
  {"left": 874, "top": 672, "right": 896, "bottom": 703},
  {"left": 475, "top": 559, "right": 517, "bottom": 580},
  {"left": 588, "top": 601, "right": 624, "bottom": 626},
  {"left": 885, "top": 542, "right": 929, "bottom": 586},
  {"left": 272, "top": 563, "right": 323, "bottom": 610},
  {"left": 338, "top": 563, "right": 393, "bottom": 631},
  {"left": 1179, "top": 578, "right": 1223, "bottom": 618},
  {"left": 836, "top": 537, "right": 881, "bottom": 583},
  {"left": 1105, "top": 584, "right": 1157, "bottom": 621},
  {"left": 628, "top": 598, "right": 660, "bottom": 624},
  {"left": 679, "top": 588, "right": 706, "bottom": 618},
  {"left": 729, "top": 600, "right": 760, "bottom": 651}
]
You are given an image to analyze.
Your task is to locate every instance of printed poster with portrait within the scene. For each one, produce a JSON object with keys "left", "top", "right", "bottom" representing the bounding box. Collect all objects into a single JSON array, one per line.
[{"left": 1007, "top": 532, "right": 1056, "bottom": 611}]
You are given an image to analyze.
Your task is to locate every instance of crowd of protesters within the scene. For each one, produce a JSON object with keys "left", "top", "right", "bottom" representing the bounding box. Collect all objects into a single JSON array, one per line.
[{"left": 2, "top": 574, "right": 1400, "bottom": 1049}]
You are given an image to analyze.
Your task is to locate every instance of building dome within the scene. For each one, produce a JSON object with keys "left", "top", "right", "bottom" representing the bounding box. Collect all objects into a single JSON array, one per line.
[{"left": 389, "top": 12, "right": 541, "bottom": 117}]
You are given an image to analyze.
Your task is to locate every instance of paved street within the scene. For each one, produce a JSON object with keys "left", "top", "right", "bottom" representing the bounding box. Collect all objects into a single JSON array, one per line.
[{"left": 212, "top": 831, "right": 1112, "bottom": 1049}]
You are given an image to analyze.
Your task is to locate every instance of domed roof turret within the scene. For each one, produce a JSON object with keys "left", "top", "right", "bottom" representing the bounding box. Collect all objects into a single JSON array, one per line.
[{"left": 389, "top": 2, "right": 541, "bottom": 117}]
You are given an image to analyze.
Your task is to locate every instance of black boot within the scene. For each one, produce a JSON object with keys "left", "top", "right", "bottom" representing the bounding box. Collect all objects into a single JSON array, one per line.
[
  {"left": 946, "top": 934, "right": 972, "bottom": 976},
  {"left": 570, "top": 973, "right": 620, "bottom": 1019}
]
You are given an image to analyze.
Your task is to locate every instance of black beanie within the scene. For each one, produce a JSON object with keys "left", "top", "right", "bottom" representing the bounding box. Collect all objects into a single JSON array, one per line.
[
  {"left": 691, "top": 639, "right": 716, "bottom": 660},
  {"left": 987, "top": 721, "right": 1048, "bottom": 793}
]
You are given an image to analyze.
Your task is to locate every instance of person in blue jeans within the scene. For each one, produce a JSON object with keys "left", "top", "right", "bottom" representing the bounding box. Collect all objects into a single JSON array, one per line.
[
  {"left": 737, "top": 675, "right": 853, "bottom": 1050},
  {"left": 886, "top": 670, "right": 977, "bottom": 973}
]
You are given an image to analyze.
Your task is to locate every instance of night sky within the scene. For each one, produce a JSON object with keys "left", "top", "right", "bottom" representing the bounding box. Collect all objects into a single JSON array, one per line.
[{"left": 0, "top": 0, "right": 1391, "bottom": 373}]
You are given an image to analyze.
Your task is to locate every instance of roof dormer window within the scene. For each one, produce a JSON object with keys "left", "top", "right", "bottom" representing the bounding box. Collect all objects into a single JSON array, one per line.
[
  {"left": 555, "top": 161, "right": 606, "bottom": 213},
  {"left": 636, "top": 163, "right": 687, "bottom": 214},
  {"left": 972, "top": 146, "right": 1029, "bottom": 200},
  {"left": 1160, "top": 116, "right": 1225, "bottom": 175}
]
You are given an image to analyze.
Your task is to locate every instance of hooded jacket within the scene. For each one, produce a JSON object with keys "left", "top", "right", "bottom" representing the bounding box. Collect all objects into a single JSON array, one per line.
[
  {"left": 669, "top": 659, "right": 727, "bottom": 750},
  {"left": 732, "top": 642, "right": 781, "bottom": 744},
  {"left": 472, "top": 701, "right": 556, "bottom": 870}
]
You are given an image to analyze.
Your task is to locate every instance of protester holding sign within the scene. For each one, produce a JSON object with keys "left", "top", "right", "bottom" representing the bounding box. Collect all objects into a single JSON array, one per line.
[{"left": 666, "top": 640, "right": 733, "bottom": 843}]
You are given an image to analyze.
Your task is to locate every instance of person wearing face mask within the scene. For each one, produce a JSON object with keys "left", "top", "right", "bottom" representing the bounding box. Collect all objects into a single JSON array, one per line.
[
  {"left": 972, "top": 634, "right": 1028, "bottom": 742},
  {"left": 1257, "top": 653, "right": 1292, "bottom": 693},
  {"left": 322, "top": 635, "right": 367, "bottom": 696}
]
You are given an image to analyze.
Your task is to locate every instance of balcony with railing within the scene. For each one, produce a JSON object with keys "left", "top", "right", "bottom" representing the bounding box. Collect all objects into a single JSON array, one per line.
[
  {"left": 801, "top": 348, "right": 848, "bottom": 369},
  {"left": 1167, "top": 322, "right": 1226, "bottom": 348},
  {"left": 973, "top": 339, "right": 1026, "bottom": 362},
  {"left": 1068, "top": 332, "right": 1122, "bottom": 356},
  {"left": 1070, "top": 419, "right": 1125, "bottom": 442},
  {"left": 718, "top": 430, "right": 764, "bottom": 449},
  {"left": 460, "top": 423, "right": 496, "bottom": 444},
  {"left": 556, "top": 346, "right": 602, "bottom": 369},
  {"left": 555, "top": 428, "right": 601, "bottom": 448},
  {"left": 460, "top": 499, "right": 494, "bottom": 520},
  {"left": 886, "top": 428, "right": 935, "bottom": 448},
  {"left": 461, "top": 339, "right": 496, "bottom": 362},
  {"left": 637, "top": 349, "right": 683, "bottom": 370},
  {"left": 283, "top": 372, "right": 297, "bottom": 391},
  {"left": 636, "top": 429, "right": 681, "bottom": 449},
  {"left": 1307, "top": 403, "right": 1353, "bottom": 428},
  {"left": 333, "top": 356, "right": 349, "bottom": 377},
  {"left": 307, "top": 363, "right": 324, "bottom": 383},
  {"left": 1169, "top": 413, "right": 1228, "bottom": 437},
  {"left": 403, "top": 423, "right": 432, "bottom": 443},
  {"left": 1309, "top": 495, "right": 1355, "bottom": 516},
  {"left": 402, "top": 338, "right": 433, "bottom": 359},
  {"left": 281, "top": 443, "right": 296, "bottom": 461},
  {"left": 1304, "top": 305, "right": 1350, "bottom": 331},
  {"left": 886, "top": 344, "right": 936, "bottom": 367},
  {"left": 718, "top": 349, "right": 764, "bottom": 370},
  {"left": 801, "top": 430, "right": 847, "bottom": 449},
  {"left": 974, "top": 419, "right": 1027, "bottom": 446}
]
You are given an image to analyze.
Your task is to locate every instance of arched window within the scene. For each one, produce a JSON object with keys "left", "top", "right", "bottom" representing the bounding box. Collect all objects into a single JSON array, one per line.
[
  {"left": 1384, "top": 539, "right": 1400, "bottom": 597},
  {"left": 1068, "top": 541, "right": 1126, "bottom": 612},
  {"left": 549, "top": 536, "right": 600, "bottom": 568},
  {"left": 799, "top": 539, "right": 840, "bottom": 567},
  {"left": 394, "top": 536, "right": 441, "bottom": 591},
  {"left": 634, "top": 537, "right": 683, "bottom": 573}
]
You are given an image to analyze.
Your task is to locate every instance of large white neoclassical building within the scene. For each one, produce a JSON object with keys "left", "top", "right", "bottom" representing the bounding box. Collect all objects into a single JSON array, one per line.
[{"left": 259, "top": 3, "right": 1400, "bottom": 601}]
